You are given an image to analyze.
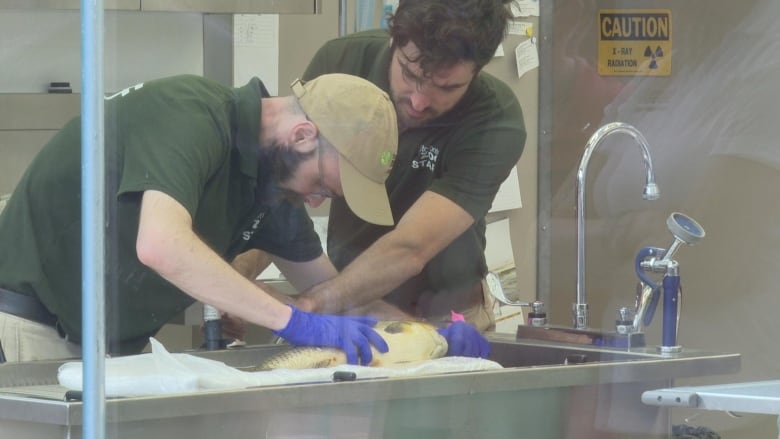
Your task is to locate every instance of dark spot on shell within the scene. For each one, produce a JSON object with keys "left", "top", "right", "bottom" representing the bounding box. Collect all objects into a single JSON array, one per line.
[{"left": 383, "top": 321, "right": 408, "bottom": 334}]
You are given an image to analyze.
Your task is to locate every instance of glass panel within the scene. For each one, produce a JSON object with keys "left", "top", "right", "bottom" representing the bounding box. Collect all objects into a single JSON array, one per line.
[
  {"left": 542, "top": 1, "right": 779, "bottom": 436},
  {"left": 1, "top": 1, "right": 776, "bottom": 437}
]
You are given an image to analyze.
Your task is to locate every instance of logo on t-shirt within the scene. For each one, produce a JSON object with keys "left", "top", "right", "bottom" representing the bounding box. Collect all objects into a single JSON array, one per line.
[
  {"left": 241, "top": 212, "right": 266, "bottom": 241},
  {"left": 411, "top": 144, "right": 439, "bottom": 172},
  {"left": 105, "top": 82, "right": 144, "bottom": 100}
]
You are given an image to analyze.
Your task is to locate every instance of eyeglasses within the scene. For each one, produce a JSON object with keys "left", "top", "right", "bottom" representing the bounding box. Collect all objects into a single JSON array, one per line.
[
  {"left": 308, "top": 142, "right": 336, "bottom": 200},
  {"left": 275, "top": 142, "right": 337, "bottom": 205}
]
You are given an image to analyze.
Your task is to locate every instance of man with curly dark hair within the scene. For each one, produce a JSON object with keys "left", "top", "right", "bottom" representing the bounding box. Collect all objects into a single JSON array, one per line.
[{"left": 293, "top": 0, "right": 526, "bottom": 358}]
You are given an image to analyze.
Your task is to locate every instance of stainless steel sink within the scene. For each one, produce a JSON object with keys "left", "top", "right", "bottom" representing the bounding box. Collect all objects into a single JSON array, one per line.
[
  {"left": 187, "top": 334, "right": 661, "bottom": 370},
  {"left": 489, "top": 337, "right": 657, "bottom": 368},
  {"left": 0, "top": 331, "right": 740, "bottom": 439}
]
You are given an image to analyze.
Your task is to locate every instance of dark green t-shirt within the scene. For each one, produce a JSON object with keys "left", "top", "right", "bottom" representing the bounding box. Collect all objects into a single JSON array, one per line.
[
  {"left": 303, "top": 30, "right": 526, "bottom": 316},
  {"left": 0, "top": 75, "right": 322, "bottom": 354}
]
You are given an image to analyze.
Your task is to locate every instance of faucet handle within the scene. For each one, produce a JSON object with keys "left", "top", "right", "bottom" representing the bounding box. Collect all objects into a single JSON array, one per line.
[{"left": 486, "top": 271, "right": 531, "bottom": 307}]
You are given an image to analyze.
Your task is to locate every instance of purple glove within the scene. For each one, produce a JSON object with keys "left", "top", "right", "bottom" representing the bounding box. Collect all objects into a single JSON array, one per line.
[
  {"left": 273, "top": 305, "right": 389, "bottom": 365},
  {"left": 437, "top": 321, "right": 491, "bottom": 358}
]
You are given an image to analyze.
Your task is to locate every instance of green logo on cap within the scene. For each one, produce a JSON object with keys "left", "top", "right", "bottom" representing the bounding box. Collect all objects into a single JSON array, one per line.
[{"left": 380, "top": 150, "right": 394, "bottom": 167}]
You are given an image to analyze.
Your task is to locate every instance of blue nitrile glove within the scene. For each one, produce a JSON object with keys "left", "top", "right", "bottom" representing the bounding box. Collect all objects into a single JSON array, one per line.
[
  {"left": 273, "top": 305, "right": 389, "bottom": 365},
  {"left": 437, "top": 321, "right": 491, "bottom": 358}
]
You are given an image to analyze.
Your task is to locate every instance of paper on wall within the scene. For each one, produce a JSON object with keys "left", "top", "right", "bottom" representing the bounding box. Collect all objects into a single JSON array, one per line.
[
  {"left": 489, "top": 167, "right": 522, "bottom": 213},
  {"left": 510, "top": 0, "right": 539, "bottom": 18},
  {"left": 515, "top": 38, "right": 539, "bottom": 79},
  {"left": 508, "top": 21, "right": 534, "bottom": 36},
  {"left": 234, "top": 14, "right": 279, "bottom": 95}
]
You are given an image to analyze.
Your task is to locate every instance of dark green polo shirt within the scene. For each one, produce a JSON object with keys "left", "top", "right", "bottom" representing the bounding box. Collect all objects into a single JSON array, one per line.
[
  {"left": 303, "top": 30, "right": 526, "bottom": 316},
  {"left": 0, "top": 75, "right": 321, "bottom": 354}
]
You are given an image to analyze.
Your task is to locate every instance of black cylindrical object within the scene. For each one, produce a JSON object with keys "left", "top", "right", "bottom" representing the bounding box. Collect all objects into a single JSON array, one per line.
[
  {"left": 615, "top": 306, "right": 635, "bottom": 335},
  {"left": 527, "top": 300, "right": 547, "bottom": 327},
  {"left": 203, "top": 304, "right": 223, "bottom": 351},
  {"left": 48, "top": 82, "right": 72, "bottom": 93}
]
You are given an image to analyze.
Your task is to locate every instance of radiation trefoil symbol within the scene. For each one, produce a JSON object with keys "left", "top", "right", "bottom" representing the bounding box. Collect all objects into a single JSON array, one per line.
[{"left": 644, "top": 46, "right": 664, "bottom": 69}]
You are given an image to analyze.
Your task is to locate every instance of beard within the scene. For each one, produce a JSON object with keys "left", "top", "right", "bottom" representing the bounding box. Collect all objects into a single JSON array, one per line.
[
  {"left": 256, "top": 141, "right": 316, "bottom": 205},
  {"left": 393, "top": 96, "right": 438, "bottom": 132}
]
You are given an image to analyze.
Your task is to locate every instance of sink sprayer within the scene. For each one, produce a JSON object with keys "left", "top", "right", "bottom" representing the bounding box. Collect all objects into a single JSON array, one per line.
[{"left": 633, "top": 212, "right": 706, "bottom": 353}]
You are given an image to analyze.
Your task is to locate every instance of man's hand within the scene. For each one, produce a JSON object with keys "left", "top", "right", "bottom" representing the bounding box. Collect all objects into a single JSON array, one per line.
[
  {"left": 219, "top": 312, "right": 246, "bottom": 341},
  {"left": 273, "top": 305, "right": 389, "bottom": 365},
  {"left": 437, "top": 321, "right": 491, "bottom": 358}
]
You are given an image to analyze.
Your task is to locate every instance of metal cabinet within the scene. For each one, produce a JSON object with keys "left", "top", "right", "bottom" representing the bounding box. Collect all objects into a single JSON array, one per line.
[
  {"left": 0, "top": 0, "right": 321, "bottom": 13},
  {"left": 0, "top": 0, "right": 140, "bottom": 10},
  {"left": 141, "top": 0, "right": 321, "bottom": 14}
]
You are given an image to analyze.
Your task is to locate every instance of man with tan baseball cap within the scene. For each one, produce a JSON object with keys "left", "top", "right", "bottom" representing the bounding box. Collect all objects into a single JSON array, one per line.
[
  {"left": 0, "top": 71, "right": 398, "bottom": 365},
  {"left": 292, "top": 73, "right": 398, "bottom": 226}
]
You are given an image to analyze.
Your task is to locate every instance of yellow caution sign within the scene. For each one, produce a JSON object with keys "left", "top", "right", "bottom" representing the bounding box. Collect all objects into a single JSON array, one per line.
[{"left": 598, "top": 9, "right": 672, "bottom": 76}]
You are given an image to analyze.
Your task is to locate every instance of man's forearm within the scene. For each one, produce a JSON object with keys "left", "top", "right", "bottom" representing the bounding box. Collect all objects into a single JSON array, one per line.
[
  {"left": 138, "top": 190, "right": 292, "bottom": 331},
  {"left": 344, "top": 299, "right": 414, "bottom": 320},
  {"left": 300, "top": 191, "right": 474, "bottom": 315},
  {"left": 298, "top": 233, "right": 424, "bottom": 314},
  {"left": 149, "top": 229, "right": 291, "bottom": 330}
]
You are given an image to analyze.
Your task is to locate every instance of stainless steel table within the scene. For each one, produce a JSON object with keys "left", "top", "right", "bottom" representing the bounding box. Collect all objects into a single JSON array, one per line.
[{"left": 0, "top": 334, "right": 742, "bottom": 438}]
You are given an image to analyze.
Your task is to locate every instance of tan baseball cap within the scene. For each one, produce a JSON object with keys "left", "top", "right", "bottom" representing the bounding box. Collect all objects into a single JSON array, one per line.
[{"left": 291, "top": 74, "right": 398, "bottom": 226}]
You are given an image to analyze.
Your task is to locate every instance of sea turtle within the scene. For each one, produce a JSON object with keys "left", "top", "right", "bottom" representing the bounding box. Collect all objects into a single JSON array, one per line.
[{"left": 258, "top": 320, "right": 448, "bottom": 369}]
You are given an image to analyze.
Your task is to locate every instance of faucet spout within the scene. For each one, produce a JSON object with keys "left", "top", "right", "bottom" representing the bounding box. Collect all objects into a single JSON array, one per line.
[{"left": 574, "top": 122, "right": 659, "bottom": 329}]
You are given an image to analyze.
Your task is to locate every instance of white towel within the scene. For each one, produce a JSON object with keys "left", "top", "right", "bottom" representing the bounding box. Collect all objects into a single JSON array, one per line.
[{"left": 58, "top": 337, "right": 503, "bottom": 397}]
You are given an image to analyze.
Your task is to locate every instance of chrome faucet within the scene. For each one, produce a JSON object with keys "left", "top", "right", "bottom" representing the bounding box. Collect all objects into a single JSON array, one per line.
[{"left": 574, "top": 122, "right": 659, "bottom": 330}]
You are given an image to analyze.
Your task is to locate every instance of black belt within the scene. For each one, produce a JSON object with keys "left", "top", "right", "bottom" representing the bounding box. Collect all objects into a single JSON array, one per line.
[{"left": 0, "top": 287, "right": 58, "bottom": 327}]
